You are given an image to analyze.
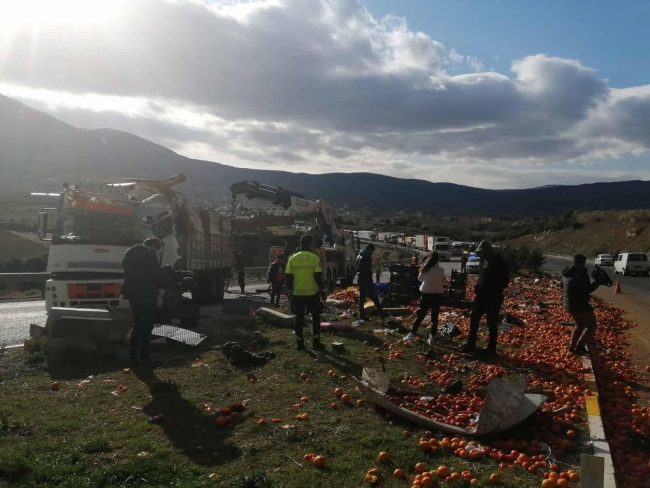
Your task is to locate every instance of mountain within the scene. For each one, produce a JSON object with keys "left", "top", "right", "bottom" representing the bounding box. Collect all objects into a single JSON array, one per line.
[{"left": 2, "top": 93, "right": 650, "bottom": 215}]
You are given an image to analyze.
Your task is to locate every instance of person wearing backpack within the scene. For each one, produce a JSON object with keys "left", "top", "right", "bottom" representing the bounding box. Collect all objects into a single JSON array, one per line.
[{"left": 267, "top": 255, "right": 286, "bottom": 307}]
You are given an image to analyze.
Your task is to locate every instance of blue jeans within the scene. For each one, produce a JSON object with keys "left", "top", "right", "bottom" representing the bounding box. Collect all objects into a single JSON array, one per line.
[{"left": 128, "top": 296, "right": 157, "bottom": 360}]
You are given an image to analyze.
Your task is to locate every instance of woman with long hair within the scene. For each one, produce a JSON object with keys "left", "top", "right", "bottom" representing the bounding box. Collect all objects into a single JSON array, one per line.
[{"left": 403, "top": 251, "right": 445, "bottom": 345}]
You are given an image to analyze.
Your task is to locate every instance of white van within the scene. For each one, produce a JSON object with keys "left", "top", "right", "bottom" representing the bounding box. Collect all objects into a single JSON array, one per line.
[{"left": 614, "top": 252, "right": 650, "bottom": 277}]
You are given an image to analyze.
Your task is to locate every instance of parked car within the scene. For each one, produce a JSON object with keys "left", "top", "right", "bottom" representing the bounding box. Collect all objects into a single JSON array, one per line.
[
  {"left": 614, "top": 252, "right": 650, "bottom": 276},
  {"left": 466, "top": 257, "right": 481, "bottom": 274},
  {"left": 595, "top": 254, "right": 614, "bottom": 266}
]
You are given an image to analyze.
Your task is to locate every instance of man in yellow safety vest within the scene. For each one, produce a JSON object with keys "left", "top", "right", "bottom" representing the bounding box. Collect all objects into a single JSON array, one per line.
[{"left": 285, "top": 234, "right": 328, "bottom": 351}]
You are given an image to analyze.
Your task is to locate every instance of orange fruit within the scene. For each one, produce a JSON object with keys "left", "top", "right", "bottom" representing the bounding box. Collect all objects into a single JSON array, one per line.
[
  {"left": 341, "top": 394, "right": 352, "bottom": 404},
  {"left": 450, "top": 473, "right": 461, "bottom": 481},
  {"left": 436, "top": 466, "right": 450, "bottom": 478},
  {"left": 415, "top": 462, "right": 427, "bottom": 473},
  {"left": 542, "top": 480, "right": 556, "bottom": 488},
  {"left": 378, "top": 451, "right": 390, "bottom": 462},
  {"left": 489, "top": 473, "right": 500, "bottom": 483},
  {"left": 421, "top": 477, "right": 434, "bottom": 487},
  {"left": 569, "top": 473, "right": 580, "bottom": 482},
  {"left": 566, "top": 429, "right": 577, "bottom": 439},
  {"left": 356, "top": 399, "right": 364, "bottom": 407},
  {"left": 556, "top": 480, "right": 569, "bottom": 488},
  {"left": 393, "top": 469, "right": 405, "bottom": 478},
  {"left": 301, "top": 396, "right": 309, "bottom": 403},
  {"left": 313, "top": 455, "right": 326, "bottom": 469},
  {"left": 215, "top": 417, "right": 228, "bottom": 427},
  {"left": 419, "top": 440, "right": 431, "bottom": 450},
  {"left": 368, "top": 468, "right": 380, "bottom": 475},
  {"left": 403, "top": 431, "right": 411, "bottom": 437},
  {"left": 334, "top": 388, "right": 344, "bottom": 398},
  {"left": 51, "top": 382, "right": 60, "bottom": 391},
  {"left": 470, "top": 480, "right": 479, "bottom": 485},
  {"left": 300, "top": 373, "right": 308, "bottom": 380}
]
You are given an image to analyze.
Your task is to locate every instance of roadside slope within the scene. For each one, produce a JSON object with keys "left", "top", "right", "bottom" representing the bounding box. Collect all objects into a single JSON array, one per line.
[{"left": 499, "top": 210, "right": 650, "bottom": 257}]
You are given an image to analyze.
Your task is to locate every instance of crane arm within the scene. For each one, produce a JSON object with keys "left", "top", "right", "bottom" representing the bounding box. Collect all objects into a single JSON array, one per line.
[{"left": 229, "top": 180, "right": 338, "bottom": 245}]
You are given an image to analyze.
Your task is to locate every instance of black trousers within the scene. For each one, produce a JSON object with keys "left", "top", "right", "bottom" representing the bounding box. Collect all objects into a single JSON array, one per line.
[
  {"left": 460, "top": 262, "right": 467, "bottom": 272},
  {"left": 128, "top": 296, "right": 158, "bottom": 361},
  {"left": 293, "top": 294, "right": 321, "bottom": 342},
  {"left": 411, "top": 293, "right": 442, "bottom": 335},
  {"left": 270, "top": 281, "right": 282, "bottom": 306},
  {"left": 359, "top": 279, "right": 383, "bottom": 319},
  {"left": 237, "top": 272, "right": 245, "bottom": 292},
  {"left": 466, "top": 295, "right": 503, "bottom": 349}
]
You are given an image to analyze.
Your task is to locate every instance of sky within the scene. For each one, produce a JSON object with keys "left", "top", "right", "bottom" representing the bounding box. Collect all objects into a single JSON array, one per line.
[{"left": 1, "top": 0, "right": 649, "bottom": 189}]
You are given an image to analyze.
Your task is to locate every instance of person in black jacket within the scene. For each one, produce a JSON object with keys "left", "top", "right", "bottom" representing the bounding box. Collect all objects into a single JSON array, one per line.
[
  {"left": 121, "top": 237, "right": 162, "bottom": 365},
  {"left": 461, "top": 241, "right": 509, "bottom": 355},
  {"left": 357, "top": 244, "right": 387, "bottom": 321},
  {"left": 267, "top": 255, "right": 286, "bottom": 307},
  {"left": 562, "top": 254, "right": 600, "bottom": 354}
]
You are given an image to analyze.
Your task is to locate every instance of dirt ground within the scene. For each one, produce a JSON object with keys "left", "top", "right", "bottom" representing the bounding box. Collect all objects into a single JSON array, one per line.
[{"left": 595, "top": 287, "right": 650, "bottom": 403}]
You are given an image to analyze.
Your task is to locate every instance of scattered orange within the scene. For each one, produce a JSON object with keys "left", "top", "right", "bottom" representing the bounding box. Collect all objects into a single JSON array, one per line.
[
  {"left": 378, "top": 451, "right": 390, "bottom": 462},
  {"left": 334, "top": 388, "right": 344, "bottom": 398},
  {"left": 341, "top": 394, "right": 352, "bottom": 404},
  {"left": 415, "top": 462, "right": 427, "bottom": 473},
  {"left": 556, "top": 480, "right": 569, "bottom": 488},
  {"left": 393, "top": 469, "right": 405, "bottom": 478},
  {"left": 356, "top": 399, "right": 364, "bottom": 407},
  {"left": 313, "top": 455, "right": 327, "bottom": 469},
  {"left": 436, "top": 466, "right": 450, "bottom": 478},
  {"left": 301, "top": 396, "right": 309, "bottom": 403},
  {"left": 489, "top": 473, "right": 500, "bottom": 483},
  {"left": 51, "top": 382, "right": 60, "bottom": 391},
  {"left": 215, "top": 417, "right": 228, "bottom": 427}
]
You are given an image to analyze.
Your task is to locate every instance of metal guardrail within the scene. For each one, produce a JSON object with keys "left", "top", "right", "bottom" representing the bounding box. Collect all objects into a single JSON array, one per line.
[{"left": 0, "top": 272, "right": 50, "bottom": 283}]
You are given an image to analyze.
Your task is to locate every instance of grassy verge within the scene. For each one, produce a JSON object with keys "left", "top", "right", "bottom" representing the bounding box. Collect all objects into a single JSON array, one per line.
[{"left": 0, "top": 284, "right": 589, "bottom": 488}]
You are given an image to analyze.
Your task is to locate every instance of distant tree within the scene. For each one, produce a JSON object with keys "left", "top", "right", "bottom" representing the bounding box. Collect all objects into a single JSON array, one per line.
[{"left": 526, "top": 249, "right": 546, "bottom": 272}]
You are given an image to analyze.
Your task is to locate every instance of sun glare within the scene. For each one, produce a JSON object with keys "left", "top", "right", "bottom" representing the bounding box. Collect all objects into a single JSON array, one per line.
[{"left": 0, "top": 0, "right": 127, "bottom": 28}]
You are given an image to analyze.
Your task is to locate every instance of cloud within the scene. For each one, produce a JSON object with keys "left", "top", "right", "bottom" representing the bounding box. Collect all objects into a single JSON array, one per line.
[{"left": 1, "top": 0, "right": 650, "bottom": 189}]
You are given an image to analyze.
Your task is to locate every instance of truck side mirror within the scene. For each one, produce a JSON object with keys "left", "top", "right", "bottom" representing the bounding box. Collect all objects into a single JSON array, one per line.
[{"left": 38, "top": 211, "right": 50, "bottom": 241}]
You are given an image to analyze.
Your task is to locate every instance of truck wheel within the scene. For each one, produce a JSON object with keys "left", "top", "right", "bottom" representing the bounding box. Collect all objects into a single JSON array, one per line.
[{"left": 194, "top": 271, "right": 217, "bottom": 305}]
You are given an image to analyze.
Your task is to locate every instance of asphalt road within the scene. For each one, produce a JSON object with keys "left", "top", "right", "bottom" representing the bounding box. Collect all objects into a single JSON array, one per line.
[{"left": 0, "top": 300, "right": 47, "bottom": 347}]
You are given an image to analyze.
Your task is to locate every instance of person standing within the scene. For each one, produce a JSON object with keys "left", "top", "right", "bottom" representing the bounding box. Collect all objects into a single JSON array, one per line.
[
  {"left": 403, "top": 252, "right": 445, "bottom": 346},
  {"left": 461, "top": 241, "right": 509, "bottom": 355},
  {"left": 373, "top": 253, "right": 383, "bottom": 283},
  {"left": 234, "top": 253, "right": 246, "bottom": 294},
  {"left": 562, "top": 254, "right": 600, "bottom": 354},
  {"left": 121, "top": 237, "right": 162, "bottom": 366},
  {"left": 460, "top": 253, "right": 468, "bottom": 273},
  {"left": 267, "top": 255, "right": 286, "bottom": 307},
  {"left": 411, "top": 253, "right": 419, "bottom": 265},
  {"left": 357, "top": 244, "right": 387, "bottom": 321},
  {"left": 285, "top": 235, "right": 328, "bottom": 351}
]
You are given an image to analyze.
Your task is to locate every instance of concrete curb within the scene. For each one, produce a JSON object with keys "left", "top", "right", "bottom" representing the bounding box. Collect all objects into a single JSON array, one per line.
[{"left": 581, "top": 355, "right": 618, "bottom": 487}]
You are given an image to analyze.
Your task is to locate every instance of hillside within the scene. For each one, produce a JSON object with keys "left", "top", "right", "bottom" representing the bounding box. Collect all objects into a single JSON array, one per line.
[
  {"left": 2, "top": 93, "right": 650, "bottom": 215},
  {"left": 499, "top": 210, "right": 650, "bottom": 257},
  {"left": 0, "top": 229, "right": 49, "bottom": 260}
]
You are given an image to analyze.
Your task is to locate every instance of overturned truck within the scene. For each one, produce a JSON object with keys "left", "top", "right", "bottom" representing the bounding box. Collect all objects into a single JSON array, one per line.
[{"left": 34, "top": 173, "right": 234, "bottom": 361}]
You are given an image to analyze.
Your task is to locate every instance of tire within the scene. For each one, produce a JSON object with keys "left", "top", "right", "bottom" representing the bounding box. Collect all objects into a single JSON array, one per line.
[{"left": 193, "top": 271, "right": 217, "bottom": 305}]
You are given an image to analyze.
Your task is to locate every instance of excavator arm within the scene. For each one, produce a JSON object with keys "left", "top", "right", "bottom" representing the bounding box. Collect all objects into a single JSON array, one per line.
[{"left": 229, "top": 180, "right": 338, "bottom": 245}]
